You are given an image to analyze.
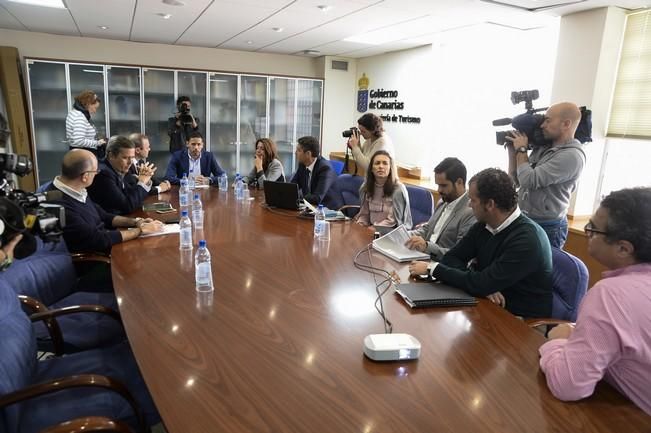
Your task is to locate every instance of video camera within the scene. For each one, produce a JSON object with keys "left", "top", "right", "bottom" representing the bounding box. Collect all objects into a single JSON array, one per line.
[
  {"left": 178, "top": 101, "right": 193, "bottom": 124},
  {"left": 493, "top": 89, "right": 593, "bottom": 148},
  {"left": 0, "top": 155, "right": 66, "bottom": 259}
]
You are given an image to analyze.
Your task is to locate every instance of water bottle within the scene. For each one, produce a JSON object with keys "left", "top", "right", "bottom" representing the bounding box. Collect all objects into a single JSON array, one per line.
[
  {"left": 192, "top": 193, "right": 203, "bottom": 230},
  {"left": 179, "top": 210, "right": 193, "bottom": 250},
  {"left": 235, "top": 173, "right": 243, "bottom": 200},
  {"left": 195, "top": 240, "right": 213, "bottom": 293},
  {"left": 179, "top": 173, "right": 189, "bottom": 208},
  {"left": 314, "top": 204, "right": 326, "bottom": 238},
  {"left": 219, "top": 173, "right": 228, "bottom": 191},
  {"left": 188, "top": 174, "right": 196, "bottom": 190}
]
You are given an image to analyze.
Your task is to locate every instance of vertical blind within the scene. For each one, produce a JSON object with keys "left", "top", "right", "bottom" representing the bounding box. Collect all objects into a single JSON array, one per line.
[{"left": 608, "top": 11, "right": 651, "bottom": 138}]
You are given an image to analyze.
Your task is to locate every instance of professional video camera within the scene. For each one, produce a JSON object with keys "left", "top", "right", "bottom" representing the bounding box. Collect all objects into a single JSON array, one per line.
[
  {"left": 0, "top": 114, "right": 65, "bottom": 259},
  {"left": 178, "top": 101, "right": 193, "bottom": 124},
  {"left": 342, "top": 126, "right": 360, "bottom": 138},
  {"left": 493, "top": 89, "right": 593, "bottom": 148}
]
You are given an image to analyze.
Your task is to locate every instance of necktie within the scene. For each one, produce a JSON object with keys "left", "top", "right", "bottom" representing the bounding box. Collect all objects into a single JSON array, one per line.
[{"left": 306, "top": 168, "right": 312, "bottom": 193}]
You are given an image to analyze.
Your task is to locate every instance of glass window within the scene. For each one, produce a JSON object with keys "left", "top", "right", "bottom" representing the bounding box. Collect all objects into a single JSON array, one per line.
[
  {"left": 144, "top": 68, "right": 175, "bottom": 172},
  {"left": 209, "top": 73, "right": 238, "bottom": 176},
  {"left": 269, "top": 77, "right": 296, "bottom": 177},
  {"left": 177, "top": 71, "right": 207, "bottom": 139},
  {"left": 69, "top": 64, "right": 106, "bottom": 140},
  {"left": 107, "top": 66, "right": 141, "bottom": 137},
  {"left": 239, "top": 76, "right": 267, "bottom": 176}
]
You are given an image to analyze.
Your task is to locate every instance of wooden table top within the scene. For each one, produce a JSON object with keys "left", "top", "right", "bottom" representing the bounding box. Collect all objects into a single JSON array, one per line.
[{"left": 111, "top": 188, "right": 650, "bottom": 433}]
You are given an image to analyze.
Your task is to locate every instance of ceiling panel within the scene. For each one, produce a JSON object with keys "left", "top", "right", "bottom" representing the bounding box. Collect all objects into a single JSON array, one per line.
[
  {"left": 66, "top": 0, "right": 134, "bottom": 39},
  {"left": 0, "top": 5, "right": 26, "bottom": 30},
  {"left": 0, "top": 1, "right": 77, "bottom": 34},
  {"left": 129, "top": 0, "right": 214, "bottom": 44}
]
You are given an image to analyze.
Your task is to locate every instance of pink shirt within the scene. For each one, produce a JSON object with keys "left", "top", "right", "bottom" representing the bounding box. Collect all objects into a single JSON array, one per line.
[{"left": 539, "top": 263, "right": 651, "bottom": 415}]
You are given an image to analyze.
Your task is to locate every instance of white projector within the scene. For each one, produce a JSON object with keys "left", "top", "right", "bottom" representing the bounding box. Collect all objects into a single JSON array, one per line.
[{"left": 363, "top": 333, "right": 421, "bottom": 361}]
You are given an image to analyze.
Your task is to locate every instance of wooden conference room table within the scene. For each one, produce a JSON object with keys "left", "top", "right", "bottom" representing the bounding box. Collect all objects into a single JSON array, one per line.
[{"left": 111, "top": 188, "right": 649, "bottom": 433}]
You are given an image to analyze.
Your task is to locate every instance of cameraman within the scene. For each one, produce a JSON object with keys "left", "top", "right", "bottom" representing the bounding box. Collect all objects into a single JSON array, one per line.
[
  {"left": 347, "top": 113, "right": 394, "bottom": 174},
  {"left": 506, "top": 102, "right": 586, "bottom": 248},
  {"left": 168, "top": 96, "right": 199, "bottom": 153}
]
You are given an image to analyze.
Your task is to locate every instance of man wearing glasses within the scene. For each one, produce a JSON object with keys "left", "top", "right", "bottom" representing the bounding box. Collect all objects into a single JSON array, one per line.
[
  {"left": 48, "top": 149, "right": 164, "bottom": 255},
  {"left": 539, "top": 187, "right": 651, "bottom": 415}
]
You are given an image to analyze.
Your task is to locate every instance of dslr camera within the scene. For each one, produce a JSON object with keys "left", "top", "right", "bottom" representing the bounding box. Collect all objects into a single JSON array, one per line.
[
  {"left": 178, "top": 101, "right": 193, "bottom": 124},
  {"left": 493, "top": 89, "right": 592, "bottom": 148},
  {"left": 342, "top": 127, "right": 359, "bottom": 138}
]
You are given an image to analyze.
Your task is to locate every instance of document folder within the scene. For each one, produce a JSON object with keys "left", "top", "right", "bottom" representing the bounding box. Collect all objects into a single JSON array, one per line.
[{"left": 395, "top": 282, "right": 477, "bottom": 308}]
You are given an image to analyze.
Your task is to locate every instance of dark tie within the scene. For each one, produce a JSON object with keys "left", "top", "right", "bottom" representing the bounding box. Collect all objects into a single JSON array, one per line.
[{"left": 306, "top": 168, "right": 312, "bottom": 193}]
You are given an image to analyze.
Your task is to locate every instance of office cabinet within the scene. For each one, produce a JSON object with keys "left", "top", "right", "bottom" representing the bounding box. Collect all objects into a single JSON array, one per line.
[{"left": 25, "top": 59, "right": 323, "bottom": 184}]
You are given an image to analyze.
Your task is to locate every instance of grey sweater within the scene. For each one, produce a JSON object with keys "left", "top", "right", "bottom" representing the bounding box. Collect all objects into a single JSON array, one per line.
[
  {"left": 515, "top": 139, "right": 586, "bottom": 221},
  {"left": 247, "top": 158, "right": 285, "bottom": 187}
]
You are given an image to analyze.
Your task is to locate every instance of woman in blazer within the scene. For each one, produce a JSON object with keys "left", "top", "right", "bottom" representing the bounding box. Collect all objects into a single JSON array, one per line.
[{"left": 247, "top": 138, "right": 285, "bottom": 188}]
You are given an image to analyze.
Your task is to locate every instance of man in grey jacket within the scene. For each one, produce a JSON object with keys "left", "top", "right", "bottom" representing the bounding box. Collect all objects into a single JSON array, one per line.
[
  {"left": 506, "top": 102, "right": 585, "bottom": 248},
  {"left": 406, "top": 157, "right": 476, "bottom": 275}
]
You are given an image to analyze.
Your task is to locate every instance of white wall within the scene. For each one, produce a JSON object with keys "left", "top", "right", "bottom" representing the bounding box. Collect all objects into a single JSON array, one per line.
[{"left": 0, "top": 28, "right": 320, "bottom": 78}]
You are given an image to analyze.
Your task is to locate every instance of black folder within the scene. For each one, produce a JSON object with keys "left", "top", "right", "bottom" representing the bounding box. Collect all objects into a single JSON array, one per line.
[{"left": 395, "top": 282, "right": 477, "bottom": 308}]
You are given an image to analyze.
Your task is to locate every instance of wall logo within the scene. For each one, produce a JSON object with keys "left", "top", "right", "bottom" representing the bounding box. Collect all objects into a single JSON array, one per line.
[{"left": 357, "top": 73, "right": 369, "bottom": 113}]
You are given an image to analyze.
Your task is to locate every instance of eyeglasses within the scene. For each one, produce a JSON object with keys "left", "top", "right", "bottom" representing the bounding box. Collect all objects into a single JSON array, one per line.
[{"left": 584, "top": 221, "right": 608, "bottom": 238}]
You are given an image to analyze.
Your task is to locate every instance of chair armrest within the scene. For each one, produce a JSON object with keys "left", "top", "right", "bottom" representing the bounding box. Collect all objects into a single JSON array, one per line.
[
  {"left": 30, "top": 304, "right": 122, "bottom": 324},
  {"left": 525, "top": 318, "right": 572, "bottom": 328},
  {"left": 0, "top": 374, "right": 145, "bottom": 433},
  {"left": 338, "top": 205, "right": 360, "bottom": 212},
  {"left": 71, "top": 252, "right": 112, "bottom": 265},
  {"left": 40, "top": 416, "right": 135, "bottom": 433},
  {"left": 19, "top": 295, "right": 64, "bottom": 356}
]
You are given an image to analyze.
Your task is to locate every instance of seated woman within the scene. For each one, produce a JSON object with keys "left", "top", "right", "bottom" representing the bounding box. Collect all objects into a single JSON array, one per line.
[
  {"left": 354, "top": 150, "right": 412, "bottom": 230},
  {"left": 247, "top": 138, "right": 285, "bottom": 188}
]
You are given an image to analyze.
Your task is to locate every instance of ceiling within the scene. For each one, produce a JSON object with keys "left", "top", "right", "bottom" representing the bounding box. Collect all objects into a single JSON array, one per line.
[{"left": 0, "top": 0, "right": 649, "bottom": 58}]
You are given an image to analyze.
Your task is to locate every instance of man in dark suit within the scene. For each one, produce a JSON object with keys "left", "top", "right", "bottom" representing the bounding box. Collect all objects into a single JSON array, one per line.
[
  {"left": 87, "top": 135, "right": 158, "bottom": 215},
  {"left": 127, "top": 133, "right": 171, "bottom": 195},
  {"left": 290, "top": 136, "right": 336, "bottom": 205},
  {"left": 165, "top": 131, "right": 225, "bottom": 185}
]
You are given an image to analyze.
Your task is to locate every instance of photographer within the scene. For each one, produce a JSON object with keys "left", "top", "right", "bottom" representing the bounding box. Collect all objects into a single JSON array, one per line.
[
  {"left": 506, "top": 102, "right": 585, "bottom": 249},
  {"left": 168, "top": 96, "right": 199, "bottom": 153},
  {"left": 346, "top": 113, "right": 394, "bottom": 174}
]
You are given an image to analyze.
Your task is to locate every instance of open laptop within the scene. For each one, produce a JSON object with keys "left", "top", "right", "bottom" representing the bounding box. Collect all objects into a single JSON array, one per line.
[{"left": 263, "top": 181, "right": 301, "bottom": 210}]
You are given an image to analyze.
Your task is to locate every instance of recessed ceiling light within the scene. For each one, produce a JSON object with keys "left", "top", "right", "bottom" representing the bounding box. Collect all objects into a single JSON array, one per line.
[
  {"left": 302, "top": 49, "right": 320, "bottom": 55},
  {"left": 272, "top": 27, "right": 283, "bottom": 32},
  {"left": 157, "top": 13, "right": 172, "bottom": 19},
  {"left": 317, "top": 5, "right": 331, "bottom": 12},
  {"left": 7, "top": 0, "right": 65, "bottom": 8},
  {"left": 246, "top": 40, "right": 254, "bottom": 45},
  {"left": 162, "top": 0, "right": 185, "bottom": 5},
  {"left": 98, "top": 25, "right": 109, "bottom": 30}
]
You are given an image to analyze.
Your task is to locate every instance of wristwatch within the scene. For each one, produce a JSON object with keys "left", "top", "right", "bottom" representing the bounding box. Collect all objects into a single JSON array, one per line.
[{"left": 516, "top": 147, "right": 528, "bottom": 154}]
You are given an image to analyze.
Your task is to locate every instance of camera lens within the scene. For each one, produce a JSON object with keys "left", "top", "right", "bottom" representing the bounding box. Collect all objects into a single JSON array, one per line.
[{"left": 342, "top": 129, "right": 353, "bottom": 138}]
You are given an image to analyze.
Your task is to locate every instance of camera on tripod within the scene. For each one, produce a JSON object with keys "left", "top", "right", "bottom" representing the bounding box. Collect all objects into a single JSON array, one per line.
[{"left": 493, "top": 89, "right": 592, "bottom": 148}]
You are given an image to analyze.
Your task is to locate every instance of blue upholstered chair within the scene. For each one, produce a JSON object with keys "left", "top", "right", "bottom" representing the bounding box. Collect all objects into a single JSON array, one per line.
[
  {"left": 405, "top": 185, "right": 434, "bottom": 227},
  {"left": 322, "top": 174, "right": 364, "bottom": 217},
  {"left": 526, "top": 247, "right": 589, "bottom": 330},
  {"left": 0, "top": 287, "right": 160, "bottom": 433},
  {"left": 327, "top": 159, "right": 345, "bottom": 176},
  {"left": 36, "top": 181, "right": 53, "bottom": 194}
]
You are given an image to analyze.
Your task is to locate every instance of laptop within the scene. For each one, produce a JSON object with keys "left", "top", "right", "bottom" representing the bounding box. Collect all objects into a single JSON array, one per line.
[
  {"left": 395, "top": 282, "right": 478, "bottom": 308},
  {"left": 263, "top": 181, "right": 301, "bottom": 210}
]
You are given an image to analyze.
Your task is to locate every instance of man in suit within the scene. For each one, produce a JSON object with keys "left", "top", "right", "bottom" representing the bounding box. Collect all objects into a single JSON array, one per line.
[
  {"left": 406, "top": 157, "right": 476, "bottom": 274},
  {"left": 87, "top": 135, "right": 157, "bottom": 215},
  {"left": 127, "top": 133, "right": 171, "bottom": 195},
  {"left": 290, "top": 136, "right": 336, "bottom": 205},
  {"left": 165, "top": 131, "right": 225, "bottom": 185}
]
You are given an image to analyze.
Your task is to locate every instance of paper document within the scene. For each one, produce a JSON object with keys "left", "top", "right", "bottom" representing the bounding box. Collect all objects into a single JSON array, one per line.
[
  {"left": 372, "top": 225, "right": 430, "bottom": 263},
  {"left": 192, "top": 184, "right": 210, "bottom": 189},
  {"left": 137, "top": 223, "right": 180, "bottom": 238}
]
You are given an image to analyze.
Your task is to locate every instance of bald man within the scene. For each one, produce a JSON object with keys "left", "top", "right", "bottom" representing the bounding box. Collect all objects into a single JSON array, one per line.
[
  {"left": 506, "top": 102, "right": 586, "bottom": 248},
  {"left": 47, "top": 149, "right": 163, "bottom": 254}
]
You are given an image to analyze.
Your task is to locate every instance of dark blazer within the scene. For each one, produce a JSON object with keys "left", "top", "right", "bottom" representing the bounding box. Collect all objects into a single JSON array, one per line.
[
  {"left": 127, "top": 160, "right": 164, "bottom": 196},
  {"left": 87, "top": 161, "right": 149, "bottom": 215},
  {"left": 164, "top": 150, "right": 225, "bottom": 185},
  {"left": 290, "top": 156, "right": 337, "bottom": 205}
]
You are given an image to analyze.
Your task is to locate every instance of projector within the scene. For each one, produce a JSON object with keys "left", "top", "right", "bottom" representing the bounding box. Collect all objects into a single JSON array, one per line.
[{"left": 363, "top": 333, "right": 421, "bottom": 362}]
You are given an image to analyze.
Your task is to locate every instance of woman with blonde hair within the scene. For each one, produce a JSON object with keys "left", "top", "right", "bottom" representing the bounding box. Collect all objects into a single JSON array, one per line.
[
  {"left": 355, "top": 150, "right": 412, "bottom": 230},
  {"left": 247, "top": 138, "right": 285, "bottom": 188},
  {"left": 65, "top": 90, "right": 106, "bottom": 157}
]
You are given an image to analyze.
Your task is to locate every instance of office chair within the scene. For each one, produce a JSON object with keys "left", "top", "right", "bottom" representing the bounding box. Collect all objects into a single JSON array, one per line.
[
  {"left": 322, "top": 174, "right": 364, "bottom": 217},
  {"left": 405, "top": 185, "right": 434, "bottom": 226},
  {"left": 526, "top": 247, "right": 589, "bottom": 330},
  {"left": 327, "top": 159, "right": 345, "bottom": 176},
  {"left": 0, "top": 288, "right": 160, "bottom": 433}
]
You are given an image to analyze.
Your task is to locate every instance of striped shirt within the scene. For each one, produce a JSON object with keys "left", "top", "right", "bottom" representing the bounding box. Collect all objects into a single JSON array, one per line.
[
  {"left": 66, "top": 109, "right": 100, "bottom": 149},
  {"left": 539, "top": 263, "right": 651, "bottom": 415}
]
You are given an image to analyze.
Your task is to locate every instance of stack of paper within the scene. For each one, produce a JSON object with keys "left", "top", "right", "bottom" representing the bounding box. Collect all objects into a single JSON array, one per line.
[{"left": 372, "top": 225, "right": 429, "bottom": 262}]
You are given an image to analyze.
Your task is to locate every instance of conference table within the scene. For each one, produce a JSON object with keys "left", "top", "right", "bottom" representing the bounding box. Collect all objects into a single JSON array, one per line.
[{"left": 111, "top": 187, "right": 650, "bottom": 433}]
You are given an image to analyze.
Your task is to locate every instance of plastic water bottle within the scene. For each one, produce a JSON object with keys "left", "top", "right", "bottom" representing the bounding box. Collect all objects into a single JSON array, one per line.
[
  {"left": 219, "top": 173, "right": 228, "bottom": 191},
  {"left": 179, "top": 173, "right": 189, "bottom": 208},
  {"left": 188, "top": 174, "right": 196, "bottom": 190},
  {"left": 235, "top": 173, "right": 243, "bottom": 200},
  {"left": 314, "top": 204, "right": 326, "bottom": 238},
  {"left": 195, "top": 240, "right": 213, "bottom": 293},
  {"left": 179, "top": 210, "right": 193, "bottom": 250},
  {"left": 192, "top": 193, "right": 203, "bottom": 230}
]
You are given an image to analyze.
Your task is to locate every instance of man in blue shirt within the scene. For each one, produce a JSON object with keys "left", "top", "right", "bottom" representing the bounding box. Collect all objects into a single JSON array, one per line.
[{"left": 165, "top": 131, "right": 225, "bottom": 185}]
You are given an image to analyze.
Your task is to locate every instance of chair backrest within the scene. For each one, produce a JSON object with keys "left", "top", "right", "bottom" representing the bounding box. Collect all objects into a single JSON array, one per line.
[
  {"left": 0, "top": 283, "right": 37, "bottom": 433},
  {"left": 405, "top": 185, "right": 434, "bottom": 226},
  {"left": 327, "top": 159, "right": 345, "bottom": 176},
  {"left": 551, "top": 247, "right": 589, "bottom": 321},
  {"left": 36, "top": 181, "right": 53, "bottom": 193},
  {"left": 322, "top": 174, "right": 364, "bottom": 217}
]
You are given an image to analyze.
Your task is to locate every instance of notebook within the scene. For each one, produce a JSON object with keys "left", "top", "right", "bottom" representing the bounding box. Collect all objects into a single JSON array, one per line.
[
  {"left": 263, "top": 181, "right": 300, "bottom": 210},
  {"left": 395, "top": 282, "right": 477, "bottom": 308},
  {"left": 372, "top": 225, "right": 429, "bottom": 262}
]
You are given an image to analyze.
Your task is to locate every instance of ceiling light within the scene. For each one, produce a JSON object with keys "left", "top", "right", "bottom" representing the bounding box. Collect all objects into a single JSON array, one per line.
[
  {"left": 272, "top": 27, "right": 283, "bottom": 32},
  {"left": 98, "top": 25, "right": 109, "bottom": 30},
  {"left": 162, "top": 0, "right": 185, "bottom": 5},
  {"left": 157, "top": 13, "right": 172, "bottom": 19},
  {"left": 302, "top": 49, "right": 320, "bottom": 56},
  {"left": 7, "top": 0, "right": 66, "bottom": 8},
  {"left": 317, "top": 5, "right": 331, "bottom": 12},
  {"left": 246, "top": 40, "right": 254, "bottom": 45}
]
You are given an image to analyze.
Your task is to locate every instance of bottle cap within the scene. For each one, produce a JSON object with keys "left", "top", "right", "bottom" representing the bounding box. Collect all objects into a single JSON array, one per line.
[
  {"left": 181, "top": 210, "right": 188, "bottom": 217},
  {"left": 194, "top": 194, "right": 199, "bottom": 199},
  {"left": 199, "top": 240, "right": 206, "bottom": 248}
]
